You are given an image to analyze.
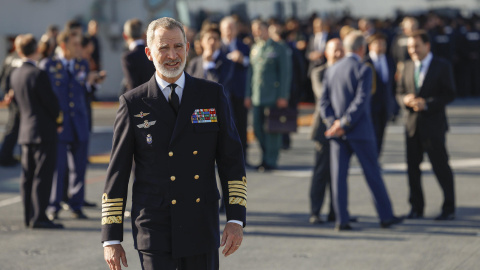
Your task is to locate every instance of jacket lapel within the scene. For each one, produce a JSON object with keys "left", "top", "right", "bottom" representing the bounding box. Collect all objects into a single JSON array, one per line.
[
  {"left": 170, "top": 73, "right": 200, "bottom": 145},
  {"left": 141, "top": 75, "right": 176, "bottom": 128}
]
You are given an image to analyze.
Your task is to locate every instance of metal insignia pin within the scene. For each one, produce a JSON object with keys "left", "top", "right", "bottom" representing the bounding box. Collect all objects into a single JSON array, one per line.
[{"left": 146, "top": 134, "right": 152, "bottom": 144}]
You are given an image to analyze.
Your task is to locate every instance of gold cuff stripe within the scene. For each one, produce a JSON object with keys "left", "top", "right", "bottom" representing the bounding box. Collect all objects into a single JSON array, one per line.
[
  {"left": 102, "top": 207, "right": 123, "bottom": 212},
  {"left": 104, "top": 198, "right": 123, "bottom": 203},
  {"left": 229, "top": 188, "right": 247, "bottom": 195},
  {"left": 102, "top": 202, "right": 123, "bottom": 207},
  {"left": 228, "top": 180, "right": 247, "bottom": 186},
  {"left": 102, "top": 211, "right": 123, "bottom": 217},
  {"left": 229, "top": 197, "right": 247, "bottom": 207},
  {"left": 228, "top": 184, "right": 247, "bottom": 190},
  {"left": 229, "top": 192, "right": 247, "bottom": 199},
  {"left": 101, "top": 215, "right": 123, "bottom": 225}
]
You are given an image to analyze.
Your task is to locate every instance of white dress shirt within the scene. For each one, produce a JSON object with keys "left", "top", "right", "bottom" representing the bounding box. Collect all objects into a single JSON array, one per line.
[{"left": 414, "top": 52, "right": 433, "bottom": 89}]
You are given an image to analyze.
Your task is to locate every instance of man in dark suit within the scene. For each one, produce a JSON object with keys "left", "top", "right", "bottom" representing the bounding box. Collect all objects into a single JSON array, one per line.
[
  {"left": 320, "top": 31, "right": 402, "bottom": 231},
  {"left": 121, "top": 18, "right": 156, "bottom": 93},
  {"left": 397, "top": 30, "right": 456, "bottom": 220},
  {"left": 309, "top": 38, "right": 343, "bottom": 224},
  {"left": 102, "top": 17, "right": 246, "bottom": 270},
  {"left": 306, "top": 17, "right": 335, "bottom": 75},
  {"left": 11, "top": 34, "right": 63, "bottom": 229},
  {"left": 220, "top": 16, "right": 250, "bottom": 160},
  {"left": 364, "top": 33, "right": 396, "bottom": 156},
  {"left": 186, "top": 25, "right": 232, "bottom": 88}
]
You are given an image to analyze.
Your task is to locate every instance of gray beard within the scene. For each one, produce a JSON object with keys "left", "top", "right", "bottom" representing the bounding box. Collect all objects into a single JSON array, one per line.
[{"left": 155, "top": 59, "right": 186, "bottom": 78}]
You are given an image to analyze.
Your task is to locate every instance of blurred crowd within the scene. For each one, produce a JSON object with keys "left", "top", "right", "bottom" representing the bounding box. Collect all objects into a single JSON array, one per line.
[{"left": 0, "top": 9, "right": 473, "bottom": 229}]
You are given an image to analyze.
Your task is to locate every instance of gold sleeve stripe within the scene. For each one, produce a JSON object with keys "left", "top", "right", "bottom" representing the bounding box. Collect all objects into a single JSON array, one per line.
[
  {"left": 229, "top": 192, "right": 247, "bottom": 199},
  {"left": 229, "top": 197, "right": 247, "bottom": 207},
  {"left": 102, "top": 211, "right": 123, "bottom": 217},
  {"left": 102, "top": 202, "right": 123, "bottom": 207},
  {"left": 102, "top": 207, "right": 123, "bottom": 212},
  {"left": 229, "top": 188, "right": 247, "bottom": 195},
  {"left": 102, "top": 193, "right": 124, "bottom": 204},
  {"left": 228, "top": 184, "right": 247, "bottom": 190},
  {"left": 101, "top": 216, "right": 123, "bottom": 225},
  {"left": 228, "top": 180, "right": 247, "bottom": 186},
  {"left": 104, "top": 198, "right": 123, "bottom": 203}
]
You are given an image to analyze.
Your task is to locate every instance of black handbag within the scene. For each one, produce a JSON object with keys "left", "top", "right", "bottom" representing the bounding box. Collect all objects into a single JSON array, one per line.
[{"left": 264, "top": 107, "right": 298, "bottom": 133}]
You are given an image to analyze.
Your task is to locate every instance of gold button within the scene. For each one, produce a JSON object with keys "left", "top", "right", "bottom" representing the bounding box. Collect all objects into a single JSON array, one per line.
[
  {"left": 168, "top": 151, "right": 173, "bottom": 157},
  {"left": 196, "top": 198, "right": 200, "bottom": 203},
  {"left": 194, "top": 175, "right": 199, "bottom": 180},
  {"left": 69, "top": 102, "right": 75, "bottom": 108},
  {"left": 170, "top": 176, "right": 176, "bottom": 181},
  {"left": 55, "top": 81, "right": 60, "bottom": 86},
  {"left": 171, "top": 200, "right": 176, "bottom": 205},
  {"left": 193, "top": 151, "right": 198, "bottom": 155}
]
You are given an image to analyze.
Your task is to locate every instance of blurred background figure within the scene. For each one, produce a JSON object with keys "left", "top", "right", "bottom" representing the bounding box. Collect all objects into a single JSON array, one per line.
[
  {"left": 309, "top": 38, "right": 344, "bottom": 224},
  {"left": 42, "top": 30, "right": 90, "bottom": 220},
  {"left": 365, "top": 33, "right": 396, "bottom": 157},
  {"left": 0, "top": 35, "right": 23, "bottom": 167},
  {"left": 87, "top": 20, "right": 101, "bottom": 71},
  {"left": 397, "top": 30, "right": 456, "bottom": 221},
  {"left": 391, "top": 17, "right": 418, "bottom": 78},
  {"left": 245, "top": 20, "right": 291, "bottom": 172},
  {"left": 306, "top": 17, "right": 335, "bottom": 77},
  {"left": 320, "top": 31, "right": 402, "bottom": 230},
  {"left": 220, "top": 16, "right": 250, "bottom": 161},
  {"left": 121, "top": 18, "right": 155, "bottom": 94},
  {"left": 11, "top": 34, "right": 63, "bottom": 229},
  {"left": 186, "top": 25, "right": 232, "bottom": 87}
]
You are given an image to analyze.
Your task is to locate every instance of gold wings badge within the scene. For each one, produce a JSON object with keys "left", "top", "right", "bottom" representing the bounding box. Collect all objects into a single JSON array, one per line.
[{"left": 137, "top": 120, "right": 156, "bottom": 129}]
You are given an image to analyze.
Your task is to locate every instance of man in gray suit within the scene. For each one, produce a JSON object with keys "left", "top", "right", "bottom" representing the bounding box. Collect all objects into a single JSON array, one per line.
[
  {"left": 320, "top": 31, "right": 402, "bottom": 230},
  {"left": 309, "top": 38, "right": 343, "bottom": 224}
]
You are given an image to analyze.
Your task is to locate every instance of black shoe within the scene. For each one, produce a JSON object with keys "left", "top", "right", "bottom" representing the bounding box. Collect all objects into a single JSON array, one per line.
[
  {"left": 72, "top": 210, "right": 88, "bottom": 219},
  {"left": 405, "top": 210, "right": 424, "bottom": 219},
  {"left": 380, "top": 216, "right": 403, "bottom": 228},
  {"left": 47, "top": 211, "right": 58, "bottom": 221},
  {"left": 83, "top": 200, "right": 97, "bottom": 207},
  {"left": 434, "top": 212, "right": 455, "bottom": 221},
  {"left": 309, "top": 215, "right": 324, "bottom": 224},
  {"left": 257, "top": 164, "right": 276, "bottom": 173},
  {"left": 32, "top": 221, "right": 64, "bottom": 229},
  {"left": 334, "top": 224, "right": 353, "bottom": 231}
]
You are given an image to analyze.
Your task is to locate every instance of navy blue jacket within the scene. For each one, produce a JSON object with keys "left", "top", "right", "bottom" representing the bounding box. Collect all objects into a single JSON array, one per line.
[
  {"left": 320, "top": 55, "right": 375, "bottom": 141},
  {"left": 101, "top": 73, "right": 246, "bottom": 258},
  {"left": 41, "top": 57, "right": 89, "bottom": 142}
]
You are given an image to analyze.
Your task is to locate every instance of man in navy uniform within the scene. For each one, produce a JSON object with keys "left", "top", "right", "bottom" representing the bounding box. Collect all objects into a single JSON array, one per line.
[
  {"left": 320, "top": 31, "right": 402, "bottom": 231},
  {"left": 11, "top": 34, "right": 63, "bottom": 229},
  {"left": 102, "top": 17, "right": 246, "bottom": 270},
  {"left": 397, "top": 30, "right": 456, "bottom": 220},
  {"left": 41, "top": 30, "right": 90, "bottom": 220}
]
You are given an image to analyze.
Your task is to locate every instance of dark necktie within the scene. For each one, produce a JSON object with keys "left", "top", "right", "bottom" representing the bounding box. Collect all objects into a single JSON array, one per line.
[
  {"left": 168, "top": 83, "right": 180, "bottom": 115},
  {"left": 66, "top": 62, "right": 73, "bottom": 79}
]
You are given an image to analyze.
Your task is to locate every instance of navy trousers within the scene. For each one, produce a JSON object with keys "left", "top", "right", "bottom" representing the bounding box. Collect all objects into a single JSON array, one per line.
[
  {"left": 48, "top": 139, "right": 88, "bottom": 212},
  {"left": 329, "top": 138, "right": 394, "bottom": 225},
  {"left": 138, "top": 249, "right": 219, "bottom": 270}
]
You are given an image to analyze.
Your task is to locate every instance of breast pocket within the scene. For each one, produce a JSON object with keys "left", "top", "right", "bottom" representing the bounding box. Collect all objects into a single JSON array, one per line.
[{"left": 194, "top": 123, "right": 219, "bottom": 133}]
